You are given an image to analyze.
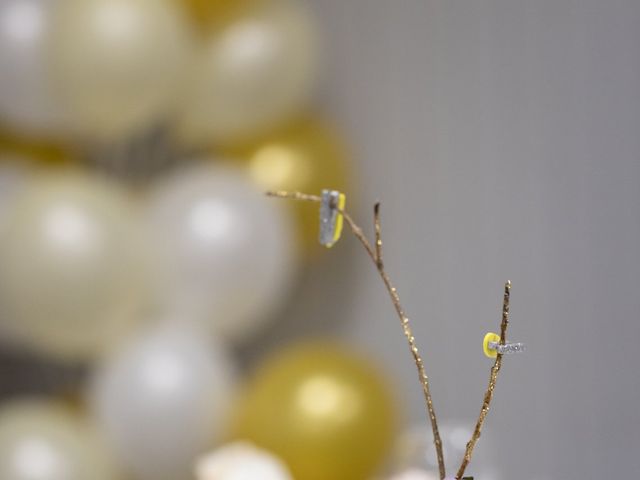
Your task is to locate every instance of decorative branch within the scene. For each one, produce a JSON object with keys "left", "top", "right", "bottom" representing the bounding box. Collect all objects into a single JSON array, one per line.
[
  {"left": 268, "top": 190, "right": 446, "bottom": 477},
  {"left": 267, "top": 190, "right": 516, "bottom": 480},
  {"left": 455, "top": 281, "right": 511, "bottom": 479}
]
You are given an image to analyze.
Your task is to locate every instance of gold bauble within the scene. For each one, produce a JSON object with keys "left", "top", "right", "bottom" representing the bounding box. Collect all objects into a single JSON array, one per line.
[
  {"left": 0, "top": 128, "right": 72, "bottom": 165},
  {"left": 221, "top": 117, "right": 351, "bottom": 257},
  {"left": 231, "top": 342, "right": 397, "bottom": 480},
  {"left": 181, "top": 0, "right": 249, "bottom": 29}
]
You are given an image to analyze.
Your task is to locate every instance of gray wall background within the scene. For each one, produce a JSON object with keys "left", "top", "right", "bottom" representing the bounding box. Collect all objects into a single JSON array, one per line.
[{"left": 290, "top": 1, "right": 640, "bottom": 478}]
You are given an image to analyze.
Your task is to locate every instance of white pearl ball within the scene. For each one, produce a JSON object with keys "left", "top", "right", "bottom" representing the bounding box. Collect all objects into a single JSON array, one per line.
[
  {"left": 50, "top": 0, "right": 194, "bottom": 140},
  {"left": 0, "top": 0, "right": 68, "bottom": 136},
  {"left": 90, "top": 321, "right": 237, "bottom": 480},
  {"left": 0, "top": 170, "right": 149, "bottom": 359},
  {"left": 0, "top": 159, "right": 28, "bottom": 236},
  {"left": 195, "top": 442, "right": 293, "bottom": 480},
  {"left": 176, "top": 0, "right": 321, "bottom": 145},
  {"left": 141, "top": 164, "right": 296, "bottom": 342},
  {"left": 0, "top": 400, "right": 119, "bottom": 480}
]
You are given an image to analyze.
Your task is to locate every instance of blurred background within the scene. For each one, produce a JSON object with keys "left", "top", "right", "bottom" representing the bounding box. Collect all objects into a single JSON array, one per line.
[{"left": 0, "top": 0, "right": 638, "bottom": 479}]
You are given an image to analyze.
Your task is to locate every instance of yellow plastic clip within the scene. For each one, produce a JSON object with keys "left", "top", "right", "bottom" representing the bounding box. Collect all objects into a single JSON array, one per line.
[
  {"left": 483, "top": 332, "right": 501, "bottom": 358},
  {"left": 333, "top": 192, "right": 346, "bottom": 243}
]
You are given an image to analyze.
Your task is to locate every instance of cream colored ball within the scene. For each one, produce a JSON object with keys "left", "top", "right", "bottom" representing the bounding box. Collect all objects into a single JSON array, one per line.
[
  {"left": 90, "top": 321, "right": 237, "bottom": 480},
  {"left": 0, "top": 399, "right": 120, "bottom": 480},
  {"left": 0, "top": 0, "right": 69, "bottom": 137},
  {"left": 195, "top": 442, "right": 293, "bottom": 480},
  {"left": 176, "top": 0, "right": 321, "bottom": 145},
  {"left": 50, "top": 0, "right": 194, "bottom": 140},
  {"left": 141, "top": 164, "right": 296, "bottom": 342},
  {"left": 0, "top": 170, "right": 149, "bottom": 360}
]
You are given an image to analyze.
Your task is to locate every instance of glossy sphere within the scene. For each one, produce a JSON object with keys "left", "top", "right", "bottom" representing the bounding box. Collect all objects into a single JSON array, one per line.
[
  {"left": 50, "top": 0, "right": 193, "bottom": 140},
  {"left": 0, "top": 130, "right": 72, "bottom": 165},
  {"left": 231, "top": 343, "right": 397, "bottom": 480},
  {"left": 0, "top": 400, "right": 119, "bottom": 480},
  {"left": 176, "top": 0, "right": 320, "bottom": 145},
  {"left": 90, "top": 322, "right": 237, "bottom": 480},
  {"left": 0, "top": 0, "right": 68, "bottom": 136},
  {"left": 195, "top": 442, "right": 293, "bottom": 480},
  {"left": 222, "top": 117, "right": 351, "bottom": 256},
  {"left": 142, "top": 164, "right": 296, "bottom": 342},
  {"left": 181, "top": 0, "right": 245, "bottom": 29},
  {"left": 0, "top": 170, "right": 147, "bottom": 359},
  {"left": 0, "top": 160, "right": 27, "bottom": 236}
]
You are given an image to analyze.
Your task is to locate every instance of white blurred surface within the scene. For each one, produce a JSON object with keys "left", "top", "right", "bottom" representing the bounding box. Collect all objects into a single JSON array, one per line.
[{"left": 306, "top": 1, "right": 640, "bottom": 478}]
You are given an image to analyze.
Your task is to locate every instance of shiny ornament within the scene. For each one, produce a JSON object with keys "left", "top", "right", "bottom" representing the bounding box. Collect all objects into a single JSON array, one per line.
[
  {"left": 0, "top": 159, "right": 27, "bottom": 236},
  {"left": 0, "top": 0, "right": 68, "bottom": 137},
  {"left": 222, "top": 117, "right": 351, "bottom": 255},
  {"left": 0, "top": 130, "right": 72, "bottom": 165},
  {"left": 195, "top": 441, "right": 292, "bottom": 480},
  {"left": 231, "top": 343, "right": 397, "bottom": 480},
  {"left": 141, "top": 164, "right": 296, "bottom": 342},
  {"left": 0, "top": 399, "right": 119, "bottom": 480},
  {"left": 50, "top": 0, "right": 194, "bottom": 140},
  {"left": 0, "top": 169, "right": 148, "bottom": 360},
  {"left": 181, "top": 0, "right": 247, "bottom": 29},
  {"left": 0, "top": 160, "right": 29, "bottom": 343},
  {"left": 90, "top": 321, "right": 237, "bottom": 480},
  {"left": 176, "top": 0, "right": 320, "bottom": 145}
]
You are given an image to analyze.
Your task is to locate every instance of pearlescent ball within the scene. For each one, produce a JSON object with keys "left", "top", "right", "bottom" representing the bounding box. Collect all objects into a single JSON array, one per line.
[
  {"left": 0, "top": 169, "right": 149, "bottom": 360},
  {"left": 221, "top": 116, "right": 352, "bottom": 257},
  {"left": 0, "top": 399, "right": 120, "bottom": 480},
  {"left": 50, "top": 0, "right": 194, "bottom": 140},
  {"left": 195, "top": 442, "right": 293, "bottom": 480},
  {"left": 176, "top": 0, "right": 321, "bottom": 145},
  {"left": 90, "top": 321, "right": 237, "bottom": 480},
  {"left": 141, "top": 164, "right": 296, "bottom": 342},
  {"left": 0, "top": 0, "right": 68, "bottom": 136},
  {"left": 0, "top": 158, "right": 27, "bottom": 236}
]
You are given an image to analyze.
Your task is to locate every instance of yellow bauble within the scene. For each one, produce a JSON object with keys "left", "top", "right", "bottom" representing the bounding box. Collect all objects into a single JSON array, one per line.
[
  {"left": 231, "top": 343, "right": 397, "bottom": 480},
  {"left": 181, "top": 0, "right": 249, "bottom": 29},
  {"left": 222, "top": 117, "right": 351, "bottom": 256},
  {"left": 0, "top": 129, "right": 72, "bottom": 165}
]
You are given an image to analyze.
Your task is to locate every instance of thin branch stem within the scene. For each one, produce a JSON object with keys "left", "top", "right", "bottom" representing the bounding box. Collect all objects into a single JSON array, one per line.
[
  {"left": 268, "top": 191, "right": 446, "bottom": 478},
  {"left": 455, "top": 281, "right": 511, "bottom": 479},
  {"left": 373, "top": 202, "right": 383, "bottom": 267}
]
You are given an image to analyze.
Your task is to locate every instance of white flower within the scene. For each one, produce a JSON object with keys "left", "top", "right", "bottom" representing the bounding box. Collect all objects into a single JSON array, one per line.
[
  {"left": 195, "top": 441, "right": 293, "bottom": 480},
  {"left": 389, "top": 469, "right": 440, "bottom": 480}
]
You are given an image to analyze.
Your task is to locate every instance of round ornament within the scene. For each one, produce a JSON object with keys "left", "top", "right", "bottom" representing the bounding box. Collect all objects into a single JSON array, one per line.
[
  {"left": 231, "top": 342, "right": 397, "bottom": 480},
  {"left": 176, "top": 0, "right": 320, "bottom": 145},
  {"left": 141, "top": 163, "right": 296, "bottom": 342}
]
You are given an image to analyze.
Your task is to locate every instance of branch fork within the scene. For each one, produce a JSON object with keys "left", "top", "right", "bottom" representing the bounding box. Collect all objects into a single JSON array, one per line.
[{"left": 267, "top": 190, "right": 515, "bottom": 480}]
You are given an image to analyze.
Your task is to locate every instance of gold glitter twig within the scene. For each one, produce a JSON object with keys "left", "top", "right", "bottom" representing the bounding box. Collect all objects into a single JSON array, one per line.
[
  {"left": 267, "top": 190, "right": 447, "bottom": 479},
  {"left": 455, "top": 281, "right": 511, "bottom": 479}
]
